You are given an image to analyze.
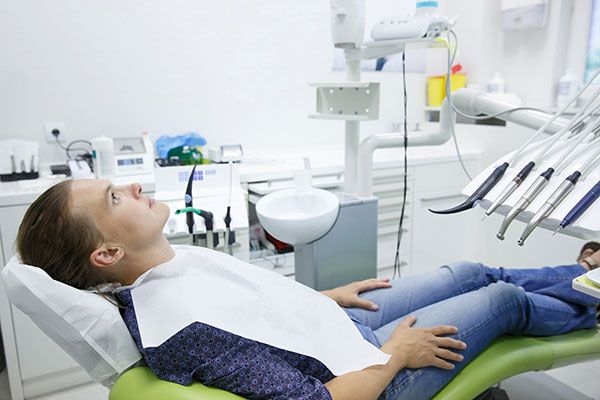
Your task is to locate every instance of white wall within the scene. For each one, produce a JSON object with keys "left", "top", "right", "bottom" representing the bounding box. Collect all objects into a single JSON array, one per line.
[
  {"left": 439, "top": 0, "right": 592, "bottom": 106},
  {"left": 0, "top": 0, "right": 425, "bottom": 166}
]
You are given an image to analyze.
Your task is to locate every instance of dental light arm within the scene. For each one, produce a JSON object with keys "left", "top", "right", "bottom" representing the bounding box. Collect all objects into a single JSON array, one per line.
[{"left": 356, "top": 89, "right": 569, "bottom": 198}]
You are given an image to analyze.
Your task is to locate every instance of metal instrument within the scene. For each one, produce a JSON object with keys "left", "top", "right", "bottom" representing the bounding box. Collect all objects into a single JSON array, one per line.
[
  {"left": 517, "top": 170, "right": 581, "bottom": 246},
  {"left": 496, "top": 167, "right": 554, "bottom": 240}
]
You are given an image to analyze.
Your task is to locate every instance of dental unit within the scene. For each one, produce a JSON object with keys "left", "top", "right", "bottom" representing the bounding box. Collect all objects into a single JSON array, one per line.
[
  {"left": 517, "top": 140, "right": 600, "bottom": 245},
  {"left": 517, "top": 170, "right": 582, "bottom": 246},
  {"left": 176, "top": 164, "right": 217, "bottom": 248},
  {"left": 437, "top": 72, "right": 600, "bottom": 217},
  {"left": 495, "top": 110, "right": 600, "bottom": 240}
]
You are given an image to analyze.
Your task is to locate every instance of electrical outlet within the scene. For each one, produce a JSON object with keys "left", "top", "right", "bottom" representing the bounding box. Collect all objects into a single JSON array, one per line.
[{"left": 45, "top": 122, "right": 67, "bottom": 144}]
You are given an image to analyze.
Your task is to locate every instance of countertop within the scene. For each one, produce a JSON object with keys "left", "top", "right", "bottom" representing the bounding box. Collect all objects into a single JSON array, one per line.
[{"left": 0, "top": 143, "right": 479, "bottom": 207}]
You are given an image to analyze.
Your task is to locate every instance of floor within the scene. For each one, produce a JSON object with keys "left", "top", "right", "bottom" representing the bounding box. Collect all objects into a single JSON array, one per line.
[{"left": 1, "top": 364, "right": 598, "bottom": 400}]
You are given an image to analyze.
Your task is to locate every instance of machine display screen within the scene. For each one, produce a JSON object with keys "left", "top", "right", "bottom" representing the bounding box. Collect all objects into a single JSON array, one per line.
[
  {"left": 117, "top": 158, "right": 144, "bottom": 166},
  {"left": 114, "top": 137, "right": 146, "bottom": 154}
]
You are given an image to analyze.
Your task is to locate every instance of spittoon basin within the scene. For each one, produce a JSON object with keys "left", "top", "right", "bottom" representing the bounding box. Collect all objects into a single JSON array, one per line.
[{"left": 256, "top": 188, "right": 340, "bottom": 245}]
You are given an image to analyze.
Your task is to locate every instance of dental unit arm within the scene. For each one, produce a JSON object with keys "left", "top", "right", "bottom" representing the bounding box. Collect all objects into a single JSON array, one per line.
[{"left": 355, "top": 88, "right": 568, "bottom": 198}]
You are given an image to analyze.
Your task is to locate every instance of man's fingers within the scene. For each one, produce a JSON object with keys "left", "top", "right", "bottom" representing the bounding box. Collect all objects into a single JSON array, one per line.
[
  {"left": 430, "top": 357, "right": 455, "bottom": 370},
  {"left": 401, "top": 315, "right": 417, "bottom": 327},
  {"left": 426, "top": 325, "right": 459, "bottom": 336},
  {"left": 435, "top": 337, "right": 467, "bottom": 350},
  {"left": 435, "top": 348, "right": 464, "bottom": 363},
  {"left": 353, "top": 298, "right": 380, "bottom": 311},
  {"left": 358, "top": 279, "right": 392, "bottom": 292}
]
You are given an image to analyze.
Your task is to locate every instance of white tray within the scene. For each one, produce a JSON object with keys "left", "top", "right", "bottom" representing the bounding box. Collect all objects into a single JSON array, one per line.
[{"left": 572, "top": 274, "right": 600, "bottom": 299}]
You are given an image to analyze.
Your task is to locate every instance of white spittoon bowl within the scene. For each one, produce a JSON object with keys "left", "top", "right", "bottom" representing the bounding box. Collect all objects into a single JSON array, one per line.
[{"left": 256, "top": 188, "right": 340, "bottom": 245}]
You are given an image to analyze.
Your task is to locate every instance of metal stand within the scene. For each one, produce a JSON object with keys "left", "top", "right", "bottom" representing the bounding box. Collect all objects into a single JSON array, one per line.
[{"left": 294, "top": 194, "right": 378, "bottom": 291}]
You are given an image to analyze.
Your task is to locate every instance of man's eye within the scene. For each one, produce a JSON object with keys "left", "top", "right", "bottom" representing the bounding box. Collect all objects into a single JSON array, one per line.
[{"left": 111, "top": 193, "right": 121, "bottom": 205}]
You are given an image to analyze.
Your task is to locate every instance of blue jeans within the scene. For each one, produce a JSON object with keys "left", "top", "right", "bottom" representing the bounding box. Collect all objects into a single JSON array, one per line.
[{"left": 343, "top": 261, "right": 599, "bottom": 400}]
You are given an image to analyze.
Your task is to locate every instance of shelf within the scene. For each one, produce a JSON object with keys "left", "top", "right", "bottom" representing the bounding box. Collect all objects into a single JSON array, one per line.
[
  {"left": 309, "top": 82, "right": 371, "bottom": 88},
  {"left": 363, "top": 37, "right": 442, "bottom": 48},
  {"left": 308, "top": 114, "right": 371, "bottom": 121},
  {"left": 362, "top": 37, "right": 446, "bottom": 60}
]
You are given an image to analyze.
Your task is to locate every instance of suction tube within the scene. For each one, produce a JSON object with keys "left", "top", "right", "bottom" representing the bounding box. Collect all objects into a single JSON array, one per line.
[{"left": 429, "top": 162, "right": 509, "bottom": 214}]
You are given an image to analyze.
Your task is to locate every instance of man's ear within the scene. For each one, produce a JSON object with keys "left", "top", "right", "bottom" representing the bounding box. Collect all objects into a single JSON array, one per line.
[{"left": 90, "top": 245, "right": 124, "bottom": 268}]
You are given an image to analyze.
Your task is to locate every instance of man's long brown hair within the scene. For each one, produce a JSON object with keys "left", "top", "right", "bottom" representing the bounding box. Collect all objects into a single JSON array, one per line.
[{"left": 16, "top": 180, "right": 115, "bottom": 289}]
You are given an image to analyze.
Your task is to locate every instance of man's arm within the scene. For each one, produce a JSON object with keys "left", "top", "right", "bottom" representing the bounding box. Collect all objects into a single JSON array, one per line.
[{"left": 325, "top": 316, "right": 465, "bottom": 400}]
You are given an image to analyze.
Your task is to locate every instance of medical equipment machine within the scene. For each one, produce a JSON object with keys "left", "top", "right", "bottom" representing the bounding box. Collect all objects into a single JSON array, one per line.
[
  {"left": 154, "top": 164, "right": 249, "bottom": 259},
  {"left": 91, "top": 133, "right": 155, "bottom": 179},
  {"left": 258, "top": 0, "right": 458, "bottom": 289},
  {"left": 260, "top": 0, "right": 600, "bottom": 290},
  {"left": 177, "top": 164, "right": 216, "bottom": 248},
  {"left": 480, "top": 80, "right": 600, "bottom": 218},
  {"left": 370, "top": 1, "right": 455, "bottom": 41},
  {"left": 0, "top": 139, "right": 39, "bottom": 182},
  {"left": 113, "top": 133, "right": 155, "bottom": 177}
]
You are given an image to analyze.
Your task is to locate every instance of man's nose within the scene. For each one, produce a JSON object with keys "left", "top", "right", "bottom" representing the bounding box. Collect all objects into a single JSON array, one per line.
[{"left": 130, "top": 183, "right": 143, "bottom": 199}]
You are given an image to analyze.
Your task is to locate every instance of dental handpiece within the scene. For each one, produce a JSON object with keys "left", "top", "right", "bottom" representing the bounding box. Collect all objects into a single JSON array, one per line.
[
  {"left": 517, "top": 171, "right": 582, "bottom": 246},
  {"left": 496, "top": 167, "right": 554, "bottom": 240},
  {"left": 558, "top": 179, "right": 600, "bottom": 231},
  {"left": 430, "top": 162, "right": 509, "bottom": 214},
  {"left": 486, "top": 161, "right": 535, "bottom": 217}
]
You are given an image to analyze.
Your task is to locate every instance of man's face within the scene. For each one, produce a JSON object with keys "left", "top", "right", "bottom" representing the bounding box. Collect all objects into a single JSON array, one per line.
[{"left": 70, "top": 179, "right": 170, "bottom": 251}]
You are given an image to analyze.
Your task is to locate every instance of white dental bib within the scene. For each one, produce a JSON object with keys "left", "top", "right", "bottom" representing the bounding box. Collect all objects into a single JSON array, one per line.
[{"left": 122, "top": 245, "right": 389, "bottom": 376}]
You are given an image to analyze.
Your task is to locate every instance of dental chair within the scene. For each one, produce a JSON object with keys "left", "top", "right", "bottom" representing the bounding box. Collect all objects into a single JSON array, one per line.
[
  {"left": 108, "top": 327, "right": 600, "bottom": 400},
  {"left": 3, "top": 258, "right": 600, "bottom": 400}
]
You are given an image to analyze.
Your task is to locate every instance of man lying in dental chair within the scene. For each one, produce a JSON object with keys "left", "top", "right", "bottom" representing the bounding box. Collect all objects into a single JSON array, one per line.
[{"left": 13, "top": 179, "right": 600, "bottom": 400}]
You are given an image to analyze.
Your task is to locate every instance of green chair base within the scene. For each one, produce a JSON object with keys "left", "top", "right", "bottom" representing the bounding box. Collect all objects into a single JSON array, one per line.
[{"left": 110, "top": 328, "right": 600, "bottom": 400}]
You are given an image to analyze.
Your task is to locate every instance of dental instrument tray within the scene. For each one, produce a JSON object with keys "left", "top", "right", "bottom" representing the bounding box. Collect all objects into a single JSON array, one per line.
[{"left": 462, "top": 144, "right": 600, "bottom": 240}]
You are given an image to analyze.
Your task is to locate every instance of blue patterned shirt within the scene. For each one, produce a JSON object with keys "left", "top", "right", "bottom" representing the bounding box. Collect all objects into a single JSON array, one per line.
[{"left": 117, "top": 290, "right": 334, "bottom": 399}]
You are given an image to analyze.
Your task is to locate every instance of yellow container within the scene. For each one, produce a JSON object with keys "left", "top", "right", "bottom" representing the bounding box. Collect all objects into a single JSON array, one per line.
[
  {"left": 427, "top": 74, "right": 467, "bottom": 106},
  {"left": 450, "top": 73, "right": 467, "bottom": 93}
]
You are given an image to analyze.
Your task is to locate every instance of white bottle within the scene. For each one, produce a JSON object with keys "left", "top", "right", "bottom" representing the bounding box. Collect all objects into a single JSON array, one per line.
[
  {"left": 91, "top": 135, "right": 115, "bottom": 179},
  {"left": 487, "top": 72, "right": 506, "bottom": 94},
  {"left": 556, "top": 70, "right": 580, "bottom": 108}
]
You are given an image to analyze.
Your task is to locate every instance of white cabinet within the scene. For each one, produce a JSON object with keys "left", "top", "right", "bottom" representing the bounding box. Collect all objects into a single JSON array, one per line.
[{"left": 410, "top": 159, "right": 480, "bottom": 275}]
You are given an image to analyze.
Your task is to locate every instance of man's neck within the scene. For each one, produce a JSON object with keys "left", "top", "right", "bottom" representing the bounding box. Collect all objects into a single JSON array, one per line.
[{"left": 119, "top": 237, "right": 176, "bottom": 285}]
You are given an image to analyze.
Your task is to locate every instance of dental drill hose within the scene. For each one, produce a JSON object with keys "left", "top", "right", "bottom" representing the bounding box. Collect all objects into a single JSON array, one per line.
[
  {"left": 496, "top": 167, "right": 554, "bottom": 240},
  {"left": 486, "top": 161, "right": 535, "bottom": 217},
  {"left": 517, "top": 170, "right": 581, "bottom": 246},
  {"left": 429, "top": 162, "right": 509, "bottom": 214}
]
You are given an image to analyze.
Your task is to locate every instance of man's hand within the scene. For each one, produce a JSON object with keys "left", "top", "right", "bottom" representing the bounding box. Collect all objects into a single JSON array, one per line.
[
  {"left": 382, "top": 316, "right": 466, "bottom": 371},
  {"left": 321, "top": 278, "right": 392, "bottom": 310}
]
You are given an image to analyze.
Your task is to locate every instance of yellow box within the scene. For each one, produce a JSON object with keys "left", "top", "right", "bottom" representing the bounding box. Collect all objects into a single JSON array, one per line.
[
  {"left": 427, "top": 76, "right": 446, "bottom": 107},
  {"left": 450, "top": 73, "right": 467, "bottom": 92},
  {"left": 427, "top": 74, "right": 467, "bottom": 106}
]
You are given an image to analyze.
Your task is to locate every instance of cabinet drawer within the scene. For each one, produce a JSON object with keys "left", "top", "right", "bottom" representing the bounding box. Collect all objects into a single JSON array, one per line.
[
  {"left": 378, "top": 196, "right": 411, "bottom": 208},
  {"left": 412, "top": 159, "right": 477, "bottom": 193},
  {"left": 373, "top": 166, "right": 411, "bottom": 180},
  {"left": 378, "top": 210, "right": 409, "bottom": 224}
]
